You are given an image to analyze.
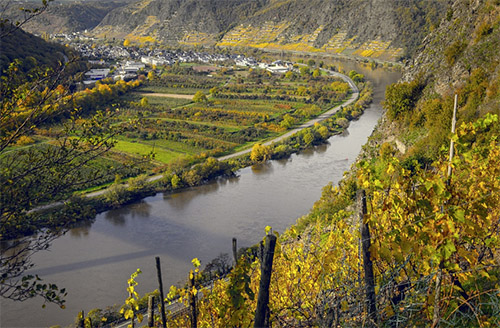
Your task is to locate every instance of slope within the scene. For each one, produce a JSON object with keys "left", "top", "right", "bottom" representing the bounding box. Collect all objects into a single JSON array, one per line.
[{"left": 93, "top": 0, "right": 448, "bottom": 62}]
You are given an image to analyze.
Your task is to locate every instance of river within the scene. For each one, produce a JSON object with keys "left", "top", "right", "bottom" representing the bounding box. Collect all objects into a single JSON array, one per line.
[{"left": 1, "top": 61, "right": 400, "bottom": 327}]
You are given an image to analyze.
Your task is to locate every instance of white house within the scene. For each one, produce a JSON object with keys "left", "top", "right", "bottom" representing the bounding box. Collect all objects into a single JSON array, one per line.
[{"left": 84, "top": 68, "right": 110, "bottom": 80}]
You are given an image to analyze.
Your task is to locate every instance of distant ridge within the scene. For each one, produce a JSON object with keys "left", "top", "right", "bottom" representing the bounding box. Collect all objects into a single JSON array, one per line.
[{"left": 93, "top": 0, "right": 448, "bottom": 62}]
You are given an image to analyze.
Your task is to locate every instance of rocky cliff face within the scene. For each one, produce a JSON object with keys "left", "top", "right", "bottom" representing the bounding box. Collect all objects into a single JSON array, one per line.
[
  {"left": 403, "top": 0, "right": 500, "bottom": 97},
  {"left": 372, "top": 0, "right": 500, "bottom": 164},
  {"left": 93, "top": 0, "right": 448, "bottom": 62}
]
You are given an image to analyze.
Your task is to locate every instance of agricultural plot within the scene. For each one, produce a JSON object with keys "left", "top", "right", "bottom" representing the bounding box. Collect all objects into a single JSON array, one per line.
[
  {"left": 5, "top": 63, "right": 354, "bottom": 195},
  {"left": 5, "top": 65, "right": 353, "bottom": 194},
  {"left": 113, "top": 67, "right": 352, "bottom": 169}
]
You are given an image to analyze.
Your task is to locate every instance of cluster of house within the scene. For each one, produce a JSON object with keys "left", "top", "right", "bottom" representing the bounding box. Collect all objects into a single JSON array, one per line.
[
  {"left": 234, "top": 56, "right": 293, "bottom": 73},
  {"left": 77, "top": 40, "right": 295, "bottom": 85},
  {"left": 69, "top": 39, "right": 241, "bottom": 64},
  {"left": 74, "top": 43, "right": 134, "bottom": 60},
  {"left": 83, "top": 61, "right": 146, "bottom": 84}
]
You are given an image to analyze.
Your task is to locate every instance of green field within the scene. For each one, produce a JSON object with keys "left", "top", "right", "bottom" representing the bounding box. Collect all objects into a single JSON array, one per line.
[
  {"left": 138, "top": 85, "right": 203, "bottom": 95},
  {"left": 113, "top": 139, "right": 183, "bottom": 164},
  {"left": 16, "top": 65, "right": 353, "bottom": 191},
  {"left": 135, "top": 93, "right": 193, "bottom": 108}
]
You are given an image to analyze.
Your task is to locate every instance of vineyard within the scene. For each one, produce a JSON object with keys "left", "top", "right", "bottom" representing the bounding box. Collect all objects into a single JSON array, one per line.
[
  {"left": 1, "top": 64, "right": 353, "bottom": 203},
  {"left": 92, "top": 114, "right": 500, "bottom": 328},
  {"left": 110, "top": 65, "right": 352, "bottom": 171}
]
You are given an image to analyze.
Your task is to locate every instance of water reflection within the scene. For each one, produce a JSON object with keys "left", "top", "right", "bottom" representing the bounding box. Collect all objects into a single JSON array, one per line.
[
  {"left": 163, "top": 180, "right": 222, "bottom": 210},
  {"left": 275, "top": 157, "right": 292, "bottom": 168},
  {"left": 251, "top": 162, "right": 274, "bottom": 175},
  {"left": 104, "top": 200, "right": 152, "bottom": 225},
  {"left": 69, "top": 221, "right": 93, "bottom": 237}
]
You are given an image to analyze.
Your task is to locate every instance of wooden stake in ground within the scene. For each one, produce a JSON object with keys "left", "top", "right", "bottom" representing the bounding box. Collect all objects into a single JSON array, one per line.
[
  {"left": 358, "top": 189, "right": 377, "bottom": 326},
  {"left": 232, "top": 237, "right": 238, "bottom": 264},
  {"left": 188, "top": 270, "right": 198, "bottom": 328},
  {"left": 77, "top": 310, "right": 85, "bottom": 328},
  {"left": 433, "top": 94, "right": 459, "bottom": 328},
  {"left": 147, "top": 294, "right": 155, "bottom": 328},
  {"left": 156, "top": 256, "right": 167, "bottom": 328},
  {"left": 254, "top": 234, "right": 277, "bottom": 328}
]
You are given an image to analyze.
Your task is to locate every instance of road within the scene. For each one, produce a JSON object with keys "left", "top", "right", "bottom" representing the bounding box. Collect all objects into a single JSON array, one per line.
[{"left": 138, "top": 92, "right": 194, "bottom": 99}]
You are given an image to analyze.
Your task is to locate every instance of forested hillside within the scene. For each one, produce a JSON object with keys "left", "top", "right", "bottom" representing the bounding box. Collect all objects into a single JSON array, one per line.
[{"left": 0, "top": 25, "right": 71, "bottom": 73}]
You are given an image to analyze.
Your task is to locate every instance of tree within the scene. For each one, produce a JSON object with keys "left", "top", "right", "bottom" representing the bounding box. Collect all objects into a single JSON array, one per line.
[
  {"left": 193, "top": 91, "right": 207, "bottom": 103},
  {"left": 280, "top": 114, "right": 296, "bottom": 129},
  {"left": 147, "top": 71, "right": 155, "bottom": 81},
  {"left": 250, "top": 143, "right": 271, "bottom": 162},
  {"left": 123, "top": 38, "right": 131, "bottom": 47},
  {"left": 140, "top": 97, "right": 149, "bottom": 107},
  {"left": 303, "top": 131, "right": 314, "bottom": 145},
  {"left": 299, "top": 66, "right": 310, "bottom": 77},
  {"left": 348, "top": 70, "right": 365, "bottom": 83},
  {"left": 0, "top": 60, "right": 123, "bottom": 307},
  {"left": 382, "top": 79, "right": 423, "bottom": 120}
]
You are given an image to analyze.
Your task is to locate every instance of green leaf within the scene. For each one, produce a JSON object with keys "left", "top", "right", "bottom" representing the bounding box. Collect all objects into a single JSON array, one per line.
[
  {"left": 452, "top": 209, "right": 465, "bottom": 223},
  {"left": 442, "top": 240, "right": 456, "bottom": 260}
]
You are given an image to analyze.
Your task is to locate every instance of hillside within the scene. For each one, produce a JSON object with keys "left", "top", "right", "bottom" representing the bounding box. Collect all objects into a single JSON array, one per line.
[
  {"left": 0, "top": 25, "right": 71, "bottom": 74},
  {"left": 94, "top": 0, "right": 448, "bottom": 62},
  {"left": 377, "top": 0, "right": 500, "bottom": 164},
  {"left": 2, "top": 0, "right": 131, "bottom": 34},
  {"left": 94, "top": 0, "right": 268, "bottom": 44}
]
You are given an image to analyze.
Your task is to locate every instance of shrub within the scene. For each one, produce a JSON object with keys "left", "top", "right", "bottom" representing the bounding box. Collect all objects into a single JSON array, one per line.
[{"left": 16, "top": 135, "right": 35, "bottom": 146}]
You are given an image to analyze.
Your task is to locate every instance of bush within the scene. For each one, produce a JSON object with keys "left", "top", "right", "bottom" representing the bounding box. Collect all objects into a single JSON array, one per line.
[
  {"left": 16, "top": 135, "right": 35, "bottom": 146},
  {"left": 444, "top": 40, "right": 467, "bottom": 66}
]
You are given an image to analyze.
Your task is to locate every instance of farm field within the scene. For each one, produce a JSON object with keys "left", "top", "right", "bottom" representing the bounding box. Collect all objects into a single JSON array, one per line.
[
  {"left": 6, "top": 63, "right": 353, "bottom": 194},
  {"left": 113, "top": 65, "right": 352, "bottom": 170}
]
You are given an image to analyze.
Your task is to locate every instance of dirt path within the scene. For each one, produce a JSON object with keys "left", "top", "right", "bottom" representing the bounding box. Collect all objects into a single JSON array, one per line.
[{"left": 138, "top": 92, "right": 194, "bottom": 100}]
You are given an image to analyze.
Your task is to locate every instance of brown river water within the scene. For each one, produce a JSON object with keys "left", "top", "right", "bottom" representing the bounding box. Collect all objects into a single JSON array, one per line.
[{"left": 1, "top": 61, "right": 400, "bottom": 327}]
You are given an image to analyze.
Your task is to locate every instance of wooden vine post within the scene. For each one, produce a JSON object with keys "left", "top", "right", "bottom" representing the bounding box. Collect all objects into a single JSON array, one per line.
[
  {"left": 358, "top": 189, "right": 377, "bottom": 326},
  {"left": 155, "top": 256, "right": 167, "bottom": 328},
  {"left": 254, "top": 233, "right": 277, "bottom": 328},
  {"left": 433, "top": 94, "right": 459, "bottom": 328},
  {"left": 147, "top": 295, "right": 155, "bottom": 328},
  {"left": 232, "top": 237, "right": 238, "bottom": 264},
  {"left": 77, "top": 310, "right": 85, "bottom": 328},
  {"left": 188, "top": 270, "right": 198, "bottom": 328}
]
